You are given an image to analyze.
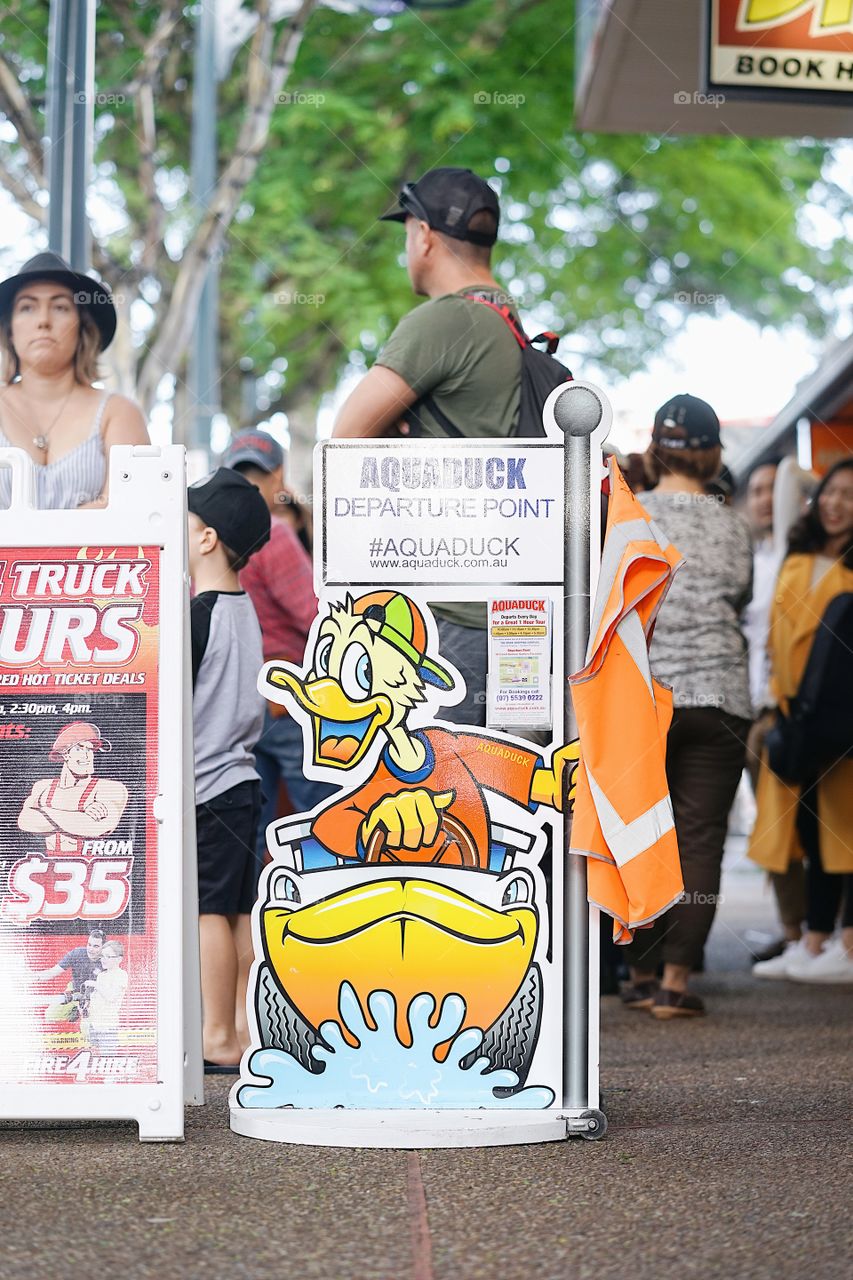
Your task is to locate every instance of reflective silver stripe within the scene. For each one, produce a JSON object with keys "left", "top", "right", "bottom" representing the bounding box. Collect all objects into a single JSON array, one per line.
[
  {"left": 587, "top": 517, "right": 655, "bottom": 656},
  {"left": 644, "top": 514, "right": 675, "bottom": 559},
  {"left": 615, "top": 610, "right": 653, "bottom": 698},
  {"left": 568, "top": 845, "right": 615, "bottom": 864},
  {"left": 588, "top": 890, "right": 684, "bottom": 939},
  {"left": 586, "top": 766, "right": 675, "bottom": 869}
]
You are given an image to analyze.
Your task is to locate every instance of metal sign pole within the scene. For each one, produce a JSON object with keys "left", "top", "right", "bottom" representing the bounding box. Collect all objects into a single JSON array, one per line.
[
  {"left": 553, "top": 384, "right": 606, "bottom": 1119},
  {"left": 46, "top": 0, "right": 94, "bottom": 269}
]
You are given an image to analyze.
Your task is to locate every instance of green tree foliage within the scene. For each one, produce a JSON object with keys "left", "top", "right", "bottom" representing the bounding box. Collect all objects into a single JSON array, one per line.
[{"left": 0, "top": 0, "right": 848, "bottom": 449}]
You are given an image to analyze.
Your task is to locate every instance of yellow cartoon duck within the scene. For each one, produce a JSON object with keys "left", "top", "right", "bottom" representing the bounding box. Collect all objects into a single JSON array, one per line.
[
  {"left": 264, "top": 591, "right": 576, "bottom": 866},
  {"left": 257, "top": 591, "right": 576, "bottom": 1060}
]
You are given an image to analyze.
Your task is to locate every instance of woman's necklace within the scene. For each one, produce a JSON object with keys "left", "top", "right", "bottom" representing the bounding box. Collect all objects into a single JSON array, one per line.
[{"left": 3, "top": 382, "right": 76, "bottom": 453}]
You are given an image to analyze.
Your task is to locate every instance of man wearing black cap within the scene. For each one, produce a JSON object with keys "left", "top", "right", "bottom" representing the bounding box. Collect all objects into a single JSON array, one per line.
[
  {"left": 187, "top": 467, "right": 271, "bottom": 1069},
  {"left": 333, "top": 167, "right": 522, "bottom": 725},
  {"left": 333, "top": 167, "right": 517, "bottom": 445}
]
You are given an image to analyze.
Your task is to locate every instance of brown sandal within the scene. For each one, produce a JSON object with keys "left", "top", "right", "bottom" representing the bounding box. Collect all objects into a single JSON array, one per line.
[
  {"left": 651, "top": 988, "right": 705, "bottom": 1019},
  {"left": 619, "top": 980, "right": 659, "bottom": 1010}
]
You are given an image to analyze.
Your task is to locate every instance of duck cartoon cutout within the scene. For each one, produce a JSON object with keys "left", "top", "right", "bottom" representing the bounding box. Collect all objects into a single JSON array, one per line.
[{"left": 237, "top": 590, "right": 577, "bottom": 1110}]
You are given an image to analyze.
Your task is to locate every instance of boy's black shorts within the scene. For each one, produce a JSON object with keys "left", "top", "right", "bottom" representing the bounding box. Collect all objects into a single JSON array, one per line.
[{"left": 196, "top": 779, "right": 262, "bottom": 915}]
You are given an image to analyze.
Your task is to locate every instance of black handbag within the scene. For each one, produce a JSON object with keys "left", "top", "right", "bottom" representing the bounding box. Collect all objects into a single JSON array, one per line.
[
  {"left": 765, "top": 592, "right": 853, "bottom": 786},
  {"left": 765, "top": 700, "right": 811, "bottom": 786}
]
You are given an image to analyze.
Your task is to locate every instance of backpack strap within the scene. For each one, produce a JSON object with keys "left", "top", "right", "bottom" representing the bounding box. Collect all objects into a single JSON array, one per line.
[
  {"left": 402, "top": 397, "right": 465, "bottom": 438},
  {"left": 458, "top": 289, "right": 529, "bottom": 350},
  {"left": 531, "top": 330, "right": 560, "bottom": 356},
  {"left": 402, "top": 289, "right": 541, "bottom": 439}
]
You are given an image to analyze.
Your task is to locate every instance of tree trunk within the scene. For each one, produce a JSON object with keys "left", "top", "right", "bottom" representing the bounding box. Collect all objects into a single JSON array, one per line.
[{"left": 135, "top": 0, "right": 318, "bottom": 415}]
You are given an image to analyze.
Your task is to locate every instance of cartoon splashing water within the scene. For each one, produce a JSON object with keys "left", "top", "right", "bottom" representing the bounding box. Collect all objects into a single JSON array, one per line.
[{"left": 237, "top": 983, "right": 555, "bottom": 1110}]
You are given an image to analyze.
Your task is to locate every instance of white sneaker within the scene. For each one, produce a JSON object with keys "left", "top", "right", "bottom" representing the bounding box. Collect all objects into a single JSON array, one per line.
[
  {"left": 790, "top": 938, "right": 853, "bottom": 984},
  {"left": 752, "top": 940, "right": 805, "bottom": 979},
  {"left": 784, "top": 940, "right": 827, "bottom": 980}
]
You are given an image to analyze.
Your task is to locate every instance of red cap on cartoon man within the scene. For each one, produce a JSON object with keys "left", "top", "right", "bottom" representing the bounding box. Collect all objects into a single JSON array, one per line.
[{"left": 49, "top": 722, "right": 111, "bottom": 762}]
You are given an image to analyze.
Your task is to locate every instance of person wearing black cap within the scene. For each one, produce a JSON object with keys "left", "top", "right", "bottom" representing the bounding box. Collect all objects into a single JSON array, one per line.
[
  {"left": 333, "top": 167, "right": 521, "bottom": 726},
  {"left": 221, "top": 429, "right": 334, "bottom": 835},
  {"left": 333, "top": 167, "right": 513, "bottom": 446},
  {"left": 0, "top": 252, "right": 148, "bottom": 510},
  {"left": 187, "top": 467, "right": 271, "bottom": 1070},
  {"left": 620, "top": 394, "right": 753, "bottom": 1020}
]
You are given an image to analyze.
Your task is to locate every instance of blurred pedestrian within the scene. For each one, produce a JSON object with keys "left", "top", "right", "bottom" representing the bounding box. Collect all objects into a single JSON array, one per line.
[
  {"left": 332, "top": 167, "right": 518, "bottom": 725},
  {"left": 222, "top": 429, "right": 334, "bottom": 844},
  {"left": 621, "top": 394, "right": 753, "bottom": 1018},
  {"left": 0, "top": 252, "right": 148, "bottom": 508},
  {"left": 741, "top": 458, "right": 807, "bottom": 960},
  {"left": 276, "top": 478, "right": 314, "bottom": 555},
  {"left": 750, "top": 458, "right": 853, "bottom": 983}
]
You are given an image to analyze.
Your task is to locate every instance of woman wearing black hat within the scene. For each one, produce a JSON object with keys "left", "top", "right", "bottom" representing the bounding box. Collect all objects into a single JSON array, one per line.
[{"left": 0, "top": 252, "right": 148, "bottom": 509}]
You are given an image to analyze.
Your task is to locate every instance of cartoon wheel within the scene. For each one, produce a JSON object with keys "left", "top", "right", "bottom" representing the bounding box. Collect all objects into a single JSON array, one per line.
[
  {"left": 463, "top": 964, "right": 542, "bottom": 1086},
  {"left": 255, "top": 963, "right": 321, "bottom": 1072}
]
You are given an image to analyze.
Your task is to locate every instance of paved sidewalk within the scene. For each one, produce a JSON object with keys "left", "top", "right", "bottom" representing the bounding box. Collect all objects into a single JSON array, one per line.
[{"left": 2, "top": 860, "right": 850, "bottom": 1280}]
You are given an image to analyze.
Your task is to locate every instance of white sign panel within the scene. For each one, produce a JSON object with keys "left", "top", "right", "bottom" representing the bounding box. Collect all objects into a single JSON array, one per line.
[
  {"left": 320, "top": 441, "right": 564, "bottom": 587},
  {"left": 0, "top": 446, "right": 190, "bottom": 1142}
]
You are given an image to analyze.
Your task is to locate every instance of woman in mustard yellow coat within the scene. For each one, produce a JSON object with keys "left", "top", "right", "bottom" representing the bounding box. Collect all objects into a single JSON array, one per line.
[{"left": 750, "top": 459, "right": 853, "bottom": 983}]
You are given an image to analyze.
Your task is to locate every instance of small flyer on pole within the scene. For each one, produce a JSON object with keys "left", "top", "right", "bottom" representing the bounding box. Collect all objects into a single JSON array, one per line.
[{"left": 486, "top": 596, "right": 552, "bottom": 730}]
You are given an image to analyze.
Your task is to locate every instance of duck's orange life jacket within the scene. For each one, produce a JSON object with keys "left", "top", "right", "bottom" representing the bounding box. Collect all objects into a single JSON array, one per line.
[{"left": 569, "top": 459, "right": 684, "bottom": 943}]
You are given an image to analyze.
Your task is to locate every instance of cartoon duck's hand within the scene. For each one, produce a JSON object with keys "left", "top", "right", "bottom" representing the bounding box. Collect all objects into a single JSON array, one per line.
[
  {"left": 361, "top": 789, "right": 455, "bottom": 853},
  {"left": 530, "top": 739, "right": 581, "bottom": 811}
]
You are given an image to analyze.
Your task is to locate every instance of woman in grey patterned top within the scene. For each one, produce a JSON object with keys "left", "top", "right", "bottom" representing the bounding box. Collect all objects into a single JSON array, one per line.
[
  {"left": 622, "top": 394, "right": 752, "bottom": 1020},
  {"left": 0, "top": 252, "right": 148, "bottom": 510}
]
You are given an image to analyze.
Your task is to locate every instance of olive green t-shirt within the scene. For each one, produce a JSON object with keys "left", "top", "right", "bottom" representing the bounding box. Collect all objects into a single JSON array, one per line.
[{"left": 376, "top": 287, "right": 522, "bottom": 628}]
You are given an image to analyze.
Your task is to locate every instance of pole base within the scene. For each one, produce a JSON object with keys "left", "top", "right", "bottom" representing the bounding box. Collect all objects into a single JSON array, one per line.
[
  {"left": 566, "top": 1108, "right": 608, "bottom": 1140},
  {"left": 230, "top": 1107, "right": 573, "bottom": 1149}
]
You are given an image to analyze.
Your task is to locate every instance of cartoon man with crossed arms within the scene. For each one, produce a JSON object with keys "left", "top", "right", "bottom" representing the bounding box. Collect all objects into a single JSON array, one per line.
[{"left": 18, "top": 722, "right": 128, "bottom": 855}]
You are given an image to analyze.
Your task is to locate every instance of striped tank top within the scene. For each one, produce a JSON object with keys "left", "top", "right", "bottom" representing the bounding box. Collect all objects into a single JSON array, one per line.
[{"left": 0, "top": 390, "right": 110, "bottom": 510}]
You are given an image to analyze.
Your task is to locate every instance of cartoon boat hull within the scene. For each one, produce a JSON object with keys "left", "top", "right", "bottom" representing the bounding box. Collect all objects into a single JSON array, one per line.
[{"left": 260, "top": 876, "right": 538, "bottom": 1055}]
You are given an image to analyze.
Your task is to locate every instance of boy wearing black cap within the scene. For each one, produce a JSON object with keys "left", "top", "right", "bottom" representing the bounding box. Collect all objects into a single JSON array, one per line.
[{"left": 187, "top": 468, "right": 271, "bottom": 1071}]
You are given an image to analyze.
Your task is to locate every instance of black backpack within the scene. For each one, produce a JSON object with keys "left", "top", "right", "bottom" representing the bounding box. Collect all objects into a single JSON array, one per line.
[{"left": 403, "top": 291, "right": 572, "bottom": 440}]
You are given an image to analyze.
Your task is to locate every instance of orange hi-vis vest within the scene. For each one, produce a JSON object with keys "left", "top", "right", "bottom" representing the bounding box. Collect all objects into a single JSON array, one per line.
[{"left": 569, "top": 460, "right": 684, "bottom": 943}]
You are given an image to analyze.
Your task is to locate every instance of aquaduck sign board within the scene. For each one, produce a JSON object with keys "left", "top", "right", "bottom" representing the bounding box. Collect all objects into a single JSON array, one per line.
[
  {"left": 232, "top": 415, "right": 611, "bottom": 1150},
  {"left": 321, "top": 442, "right": 564, "bottom": 586}
]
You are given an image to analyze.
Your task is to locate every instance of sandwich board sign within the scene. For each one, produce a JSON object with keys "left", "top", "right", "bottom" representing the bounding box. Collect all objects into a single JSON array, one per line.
[
  {"left": 0, "top": 446, "right": 196, "bottom": 1141},
  {"left": 231, "top": 385, "right": 612, "bottom": 1148}
]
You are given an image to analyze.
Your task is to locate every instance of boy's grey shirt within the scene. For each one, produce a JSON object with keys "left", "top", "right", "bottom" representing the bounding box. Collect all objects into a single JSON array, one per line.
[{"left": 190, "top": 590, "right": 265, "bottom": 804}]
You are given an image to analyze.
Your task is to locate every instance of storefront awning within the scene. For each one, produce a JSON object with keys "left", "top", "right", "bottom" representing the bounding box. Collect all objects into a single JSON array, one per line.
[{"left": 575, "top": 0, "right": 853, "bottom": 137}]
